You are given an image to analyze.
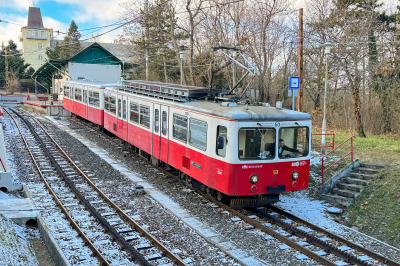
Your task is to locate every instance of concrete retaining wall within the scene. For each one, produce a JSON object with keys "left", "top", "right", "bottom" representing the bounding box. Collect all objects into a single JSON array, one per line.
[
  {"left": 22, "top": 104, "right": 70, "bottom": 117},
  {"left": 23, "top": 185, "right": 71, "bottom": 266},
  {"left": 37, "top": 216, "right": 71, "bottom": 266},
  {"left": 318, "top": 159, "right": 360, "bottom": 194}
]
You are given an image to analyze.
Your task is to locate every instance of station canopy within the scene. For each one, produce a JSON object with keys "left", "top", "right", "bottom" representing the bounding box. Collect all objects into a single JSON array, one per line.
[{"left": 32, "top": 42, "right": 122, "bottom": 90}]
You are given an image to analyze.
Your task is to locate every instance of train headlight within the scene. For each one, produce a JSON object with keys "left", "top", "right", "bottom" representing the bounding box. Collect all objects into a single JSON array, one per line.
[
  {"left": 291, "top": 171, "right": 299, "bottom": 180},
  {"left": 250, "top": 174, "right": 259, "bottom": 184}
]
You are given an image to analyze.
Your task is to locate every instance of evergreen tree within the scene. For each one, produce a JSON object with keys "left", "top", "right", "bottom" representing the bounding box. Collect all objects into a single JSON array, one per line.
[
  {"left": 0, "top": 40, "right": 30, "bottom": 80},
  {"left": 46, "top": 20, "right": 82, "bottom": 59}
]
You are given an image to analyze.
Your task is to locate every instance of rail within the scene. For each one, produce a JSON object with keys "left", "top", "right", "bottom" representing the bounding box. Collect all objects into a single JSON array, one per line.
[{"left": 320, "top": 135, "right": 355, "bottom": 184}]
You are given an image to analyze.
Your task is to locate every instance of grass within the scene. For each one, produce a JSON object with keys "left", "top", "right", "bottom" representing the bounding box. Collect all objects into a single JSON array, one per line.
[
  {"left": 344, "top": 165, "right": 400, "bottom": 248},
  {"left": 312, "top": 128, "right": 400, "bottom": 248}
]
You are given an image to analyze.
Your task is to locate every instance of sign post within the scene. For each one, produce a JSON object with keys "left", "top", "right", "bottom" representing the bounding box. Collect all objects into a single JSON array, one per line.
[{"left": 289, "top": 76, "right": 300, "bottom": 110}]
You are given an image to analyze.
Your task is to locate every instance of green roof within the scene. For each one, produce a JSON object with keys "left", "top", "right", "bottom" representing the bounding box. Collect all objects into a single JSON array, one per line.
[{"left": 32, "top": 42, "right": 122, "bottom": 91}]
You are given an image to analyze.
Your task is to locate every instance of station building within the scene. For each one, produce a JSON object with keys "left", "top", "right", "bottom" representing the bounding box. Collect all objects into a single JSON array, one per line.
[{"left": 32, "top": 42, "right": 123, "bottom": 96}]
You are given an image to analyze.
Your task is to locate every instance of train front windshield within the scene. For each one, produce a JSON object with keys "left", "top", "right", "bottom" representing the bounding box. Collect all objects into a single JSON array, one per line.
[{"left": 238, "top": 127, "right": 309, "bottom": 160}]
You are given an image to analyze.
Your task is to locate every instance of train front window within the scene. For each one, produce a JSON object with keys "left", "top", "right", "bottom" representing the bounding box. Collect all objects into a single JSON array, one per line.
[
  {"left": 278, "top": 127, "right": 309, "bottom": 158},
  {"left": 238, "top": 128, "right": 276, "bottom": 160}
]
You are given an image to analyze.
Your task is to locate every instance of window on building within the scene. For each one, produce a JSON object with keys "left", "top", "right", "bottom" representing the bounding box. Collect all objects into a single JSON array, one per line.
[
  {"left": 118, "top": 99, "right": 122, "bottom": 118},
  {"left": 38, "top": 54, "right": 43, "bottom": 61},
  {"left": 109, "top": 96, "right": 116, "bottom": 115},
  {"left": 38, "top": 43, "right": 43, "bottom": 49},
  {"left": 162, "top": 111, "right": 167, "bottom": 135},
  {"left": 123, "top": 100, "right": 127, "bottom": 119},
  {"left": 140, "top": 104, "right": 150, "bottom": 128},
  {"left": 34, "top": 30, "right": 38, "bottom": 37},
  {"left": 27, "top": 30, "right": 32, "bottom": 36},
  {"left": 173, "top": 114, "right": 187, "bottom": 142},
  {"left": 154, "top": 109, "right": 159, "bottom": 133},
  {"left": 41, "top": 31, "right": 45, "bottom": 37},
  {"left": 189, "top": 119, "right": 207, "bottom": 150},
  {"left": 216, "top": 126, "right": 227, "bottom": 157},
  {"left": 130, "top": 101, "right": 139, "bottom": 123}
]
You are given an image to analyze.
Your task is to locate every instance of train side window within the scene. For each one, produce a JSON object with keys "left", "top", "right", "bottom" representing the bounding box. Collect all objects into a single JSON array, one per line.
[
  {"left": 109, "top": 96, "right": 116, "bottom": 115},
  {"left": 216, "top": 126, "right": 227, "bottom": 157},
  {"left": 154, "top": 109, "right": 159, "bottom": 133},
  {"left": 118, "top": 99, "right": 122, "bottom": 118},
  {"left": 123, "top": 100, "right": 127, "bottom": 119},
  {"left": 130, "top": 101, "right": 139, "bottom": 123},
  {"left": 88, "top": 91, "right": 93, "bottom": 105},
  {"left": 105, "top": 93, "right": 110, "bottom": 111},
  {"left": 189, "top": 118, "right": 207, "bottom": 151},
  {"left": 162, "top": 111, "right": 167, "bottom": 135},
  {"left": 140, "top": 105, "right": 150, "bottom": 128},
  {"left": 173, "top": 114, "right": 187, "bottom": 143},
  {"left": 93, "top": 92, "right": 100, "bottom": 107}
]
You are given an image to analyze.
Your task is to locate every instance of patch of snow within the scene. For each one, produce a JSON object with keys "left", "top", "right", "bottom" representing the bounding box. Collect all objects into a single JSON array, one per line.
[{"left": 0, "top": 214, "right": 39, "bottom": 266}]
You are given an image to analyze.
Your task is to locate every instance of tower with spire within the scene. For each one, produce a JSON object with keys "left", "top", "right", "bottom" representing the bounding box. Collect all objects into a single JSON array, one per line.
[{"left": 19, "top": 6, "right": 53, "bottom": 70}]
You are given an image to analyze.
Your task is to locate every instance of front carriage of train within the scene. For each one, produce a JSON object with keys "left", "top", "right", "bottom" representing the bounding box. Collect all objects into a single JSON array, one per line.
[{"left": 222, "top": 116, "right": 312, "bottom": 209}]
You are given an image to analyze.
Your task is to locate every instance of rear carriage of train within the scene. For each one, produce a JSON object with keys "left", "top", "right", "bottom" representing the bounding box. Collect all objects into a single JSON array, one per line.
[
  {"left": 103, "top": 81, "right": 312, "bottom": 208},
  {"left": 62, "top": 80, "right": 108, "bottom": 126}
]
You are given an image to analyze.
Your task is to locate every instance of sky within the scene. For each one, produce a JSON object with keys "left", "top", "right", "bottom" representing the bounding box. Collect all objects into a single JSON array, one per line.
[
  {"left": 0, "top": 0, "right": 398, "bottom": 50},
  {"left": 0, "top": 0, "right": 128, "bottom": 49}
]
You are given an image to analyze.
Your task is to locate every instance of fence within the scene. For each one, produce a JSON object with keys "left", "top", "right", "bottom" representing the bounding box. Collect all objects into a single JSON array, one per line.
[{"left": 320, "top": 136, "right": 356, "bottom": 184}]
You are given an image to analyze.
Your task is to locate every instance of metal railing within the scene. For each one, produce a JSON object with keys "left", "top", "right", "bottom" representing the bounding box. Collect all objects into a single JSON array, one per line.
[
  {"left": 26, "top": 34, "right": 47, "bottom": 40},
  {"left": 311, "top": 127, "right": 335, "bottom": 149},
  {"left": 320, "top": 135, "right": 356, "bottom": 184},
  {"left": 0, "top": 158, "right": 6, "bottom": 172},
  {"left": 298, "top": 127, "right": 335, "bottom": 151}
]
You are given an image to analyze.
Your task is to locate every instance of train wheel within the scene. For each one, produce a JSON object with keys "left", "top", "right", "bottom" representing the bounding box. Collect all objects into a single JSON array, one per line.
[
  {"left": 206, "top": 186, "right": 214, "bottom": 196},
  {"left": 216, "top": 191, "right": 230, "bottom": 204}
]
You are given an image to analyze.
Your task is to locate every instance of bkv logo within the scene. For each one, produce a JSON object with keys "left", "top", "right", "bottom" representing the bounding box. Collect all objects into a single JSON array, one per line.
[{"left": 242, "top": 165, "right": 249, "bottom": 169}]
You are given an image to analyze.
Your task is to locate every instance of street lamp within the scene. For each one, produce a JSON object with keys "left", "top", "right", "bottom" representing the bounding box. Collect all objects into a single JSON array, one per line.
[
  {"left": 321, "top": 42, "right": 332, "bottom": 154},
  {"left": 179, "top": 51, "right": 185, "bottom": 85}
]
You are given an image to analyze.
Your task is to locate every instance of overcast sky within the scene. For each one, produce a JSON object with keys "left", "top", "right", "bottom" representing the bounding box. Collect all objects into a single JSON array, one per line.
[{"left": 0, "top": 0, "right": 398, "bottom": 50}]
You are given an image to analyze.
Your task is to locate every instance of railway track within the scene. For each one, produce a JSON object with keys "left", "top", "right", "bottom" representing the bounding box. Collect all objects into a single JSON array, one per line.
[
  {"left": 69, "top": 116, "right": 400, "bottom": 266},
  {"left": 33, "top": 112, "right": 400, "bottom": 266},
  {"left": 6, "top": 108, "right": 187, "bottom": 266}
]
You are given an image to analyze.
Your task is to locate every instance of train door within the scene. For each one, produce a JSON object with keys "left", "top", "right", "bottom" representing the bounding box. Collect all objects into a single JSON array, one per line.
[
  {"left": 160, "top": 105, "right": 169, "bottom": 163},
  {"left": 153, "top": 104, "right": 161, "bottom": 159},
  {"left": 83, "top": 87, "right": 88, "bottom": 119},
  {"left": 117, "top": 94, "right": 122, "bottom": 138},
  {"left": 117, "top": 94, "right": 128, "bottom": 141}
]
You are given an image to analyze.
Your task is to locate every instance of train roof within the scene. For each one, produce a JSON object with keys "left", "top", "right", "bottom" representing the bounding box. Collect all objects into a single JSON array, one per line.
[
  {"left": 175, "top": 100, "right": 311, "bottom": 121},
  {"left": 64, "top": 80, "right": 122, "bottom": 87}
]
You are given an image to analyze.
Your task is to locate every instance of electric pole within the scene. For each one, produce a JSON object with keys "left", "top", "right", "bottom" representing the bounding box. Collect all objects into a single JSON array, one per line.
[
  {"left": 4, "top": 43, "right": 9, "bottom": 91},
  {"left": 144, "top": 0, "right": 150, "bottom": 81},
  {"left": 297, "top": 8, "right": 304, "bottom": 112}
]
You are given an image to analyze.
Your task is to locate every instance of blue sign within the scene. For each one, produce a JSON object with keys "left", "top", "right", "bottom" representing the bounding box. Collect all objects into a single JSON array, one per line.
[{"left": 289, "top": 76, "right": 300, "bottom": 89}]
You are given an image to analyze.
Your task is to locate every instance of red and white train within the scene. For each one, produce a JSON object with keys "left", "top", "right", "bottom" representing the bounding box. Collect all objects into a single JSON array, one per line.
[{"left": 63, "top": 79, "right": 311, "bottom": 208}]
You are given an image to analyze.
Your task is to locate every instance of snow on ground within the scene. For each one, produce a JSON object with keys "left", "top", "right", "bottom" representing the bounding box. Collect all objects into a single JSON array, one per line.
[
  {"left": 0, "top": 213, "right": 39, "bottom": 266},
  {"left": 276, "top": 153, "right": 349, "bottom": 234}
]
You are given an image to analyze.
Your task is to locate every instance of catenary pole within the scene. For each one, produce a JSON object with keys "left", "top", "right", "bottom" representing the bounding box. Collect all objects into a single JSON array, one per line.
[{"left": 297, "top": 8, "right": 303, "bottom": 112}]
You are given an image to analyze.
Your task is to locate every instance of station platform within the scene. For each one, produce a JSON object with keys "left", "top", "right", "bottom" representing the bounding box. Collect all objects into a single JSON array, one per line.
[{"left": 21, "top": 100, "right": 70, "bottom": 116}]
